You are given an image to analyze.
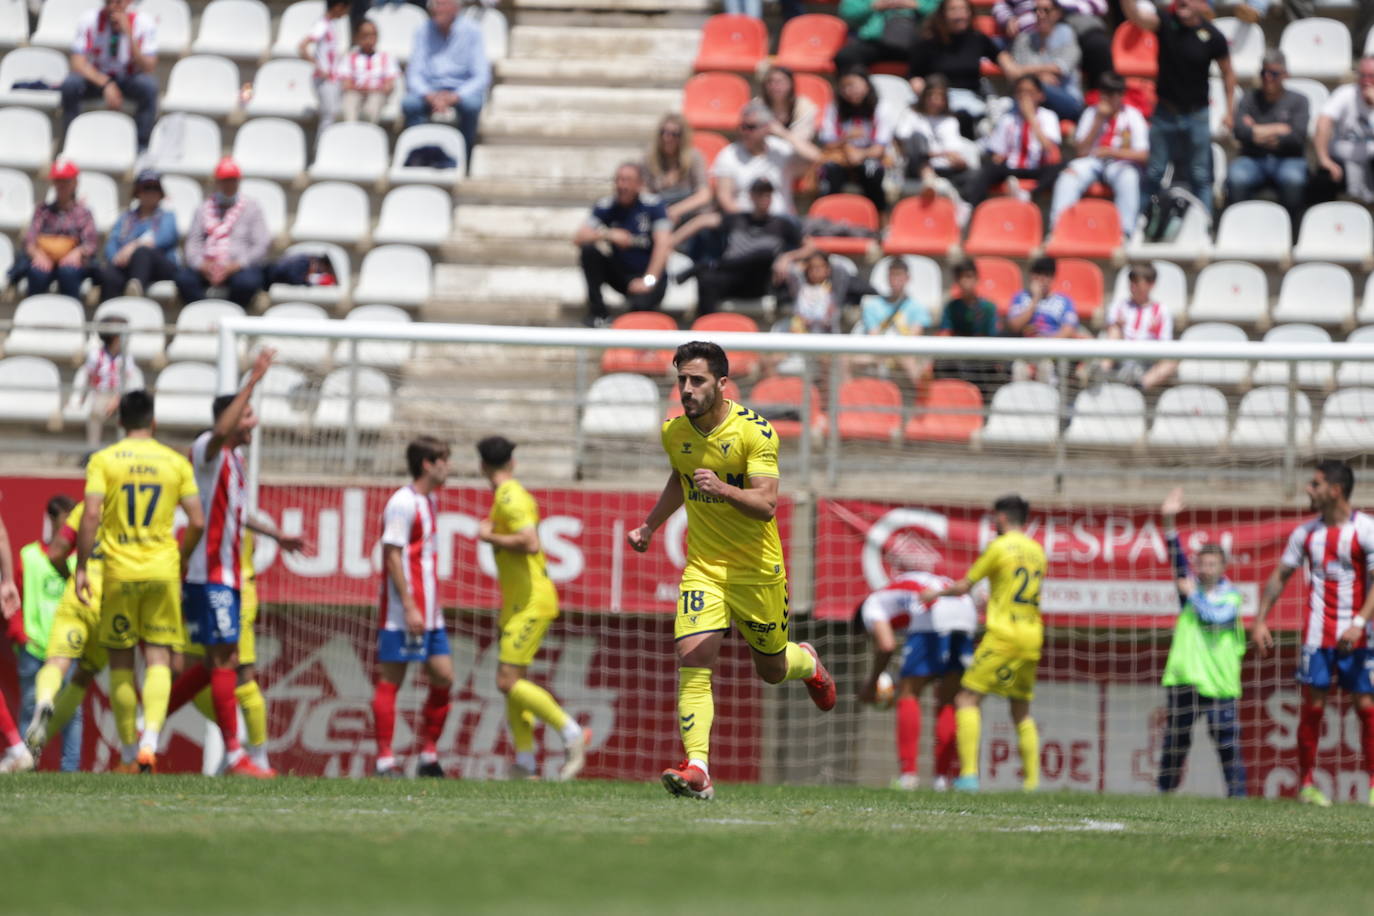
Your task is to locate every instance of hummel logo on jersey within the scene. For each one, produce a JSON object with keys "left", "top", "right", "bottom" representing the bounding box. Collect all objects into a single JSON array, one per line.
[
  {"left": 681, "top": 443, "right": 692, "bottom": 453},
  {"left": 681, "top": 713, "right": 695, "bottom": 732}
]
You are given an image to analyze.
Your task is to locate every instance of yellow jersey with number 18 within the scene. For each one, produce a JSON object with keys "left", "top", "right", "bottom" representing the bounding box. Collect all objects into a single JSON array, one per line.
[
  {"left": 965, "top": 529, "right": 1046, "bottom": 654},
  {"left": 84, "top": 436, "right": 198, "bottom": 582},
  {"left": 661, "top": 400, "right": 785, "bottom": 585}
]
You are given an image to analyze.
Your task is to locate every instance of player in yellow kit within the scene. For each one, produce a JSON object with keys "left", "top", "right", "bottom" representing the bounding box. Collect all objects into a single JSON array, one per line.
[
  {"left": 76, "top": 390, "right": 204, "bottom": 772},
  {"left": 476, "top": 436, "right": 589, "bottom": 781},
  {"left": 628, "top": 341, "right": 835, "bottom": 800},
  {"left": 921, "top": 494, "right": 1046, "bottom": 792}
]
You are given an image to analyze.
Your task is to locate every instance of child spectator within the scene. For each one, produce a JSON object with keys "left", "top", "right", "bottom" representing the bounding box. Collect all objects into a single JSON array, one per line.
[
  {"left": 850, "top": 258, "right": 934, "bottom": 388},
  {"left": 70, "top": 316, "right": 143, "bottom": 447},
  {"left": 938, "top": 260, "right": 1003, "bottom": 390},
  {"left": 1007, "top": 256, "right": 1081, "bottom": 383},
  {"left": 966, "top": 74, "right": 1063, "bottom": 207},
  {"left": 1084, "top": 263, "right": 1177, "bottom": 391},
  {"left": 299, "top": 0, "right": 351, "bottom": 141},
  {"left": 337, "top": 18, "right": 399, "bottom": 124},
  {"left": 1050, "top": 71, "right": 1148, "bottom": 237}
]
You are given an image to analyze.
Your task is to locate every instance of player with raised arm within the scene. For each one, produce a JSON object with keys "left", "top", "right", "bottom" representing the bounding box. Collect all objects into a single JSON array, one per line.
[
  {"left": 628, "top": 341, "right": 835, "bottom": 801},
  {"left": 476, "top": 436, "right": 589, "bottom": 781},
  {"left": 920, "top": 495, "right": 1045, "bottom": 792},
  {"left": 1253, "top": 460, "right": 1374, "bottom": 806},
  {"left": 370, "top": 436, "right": 454, "bottom": 778},
  {"left": 76, "top": 390, "right": 204, "bottom": 772}
]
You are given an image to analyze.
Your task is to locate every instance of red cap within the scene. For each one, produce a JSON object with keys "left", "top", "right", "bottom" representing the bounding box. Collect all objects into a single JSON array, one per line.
[
  {"left": 213, "top": 156, "right": 241, "bottom": 180},
  {"left": 49, "top": 158, "right": 79, "bottom": 180}
]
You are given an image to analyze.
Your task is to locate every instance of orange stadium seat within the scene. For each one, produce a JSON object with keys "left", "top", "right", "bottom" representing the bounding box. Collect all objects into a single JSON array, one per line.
[
  {"left": 693, "top": 130, "right": 730, "bottom": 169},
  {"left": 600, "top": 311, "right": 678, "bottom": 375},
  {"left": 683, "top": 72, "right": 752, "bottom": 132},
  {"left": 1050, "top": 258, "right": 1105, "bottom": 322},
  {"left": 838, "top": 378, "right": 903, "bottom": 441},
  {"left": 666, "top": 379, "right": 742, "bottom": 418},
  {"left": 905, "top": 379, "right": 984, "bottom": 443},
  {"left": 693, "top": 14, "right": 769, "bottom": 74},
  {"left": 950, "top": 256, "right": 1022, "bottom": 315},
  {"left": 883, "top": 195, "right": 960, "bottom": 257},
  {"left": 794, "top": 73, "right": 834, "bottom": 131},
  {"left": 963, "top": 197, "right": 1043, "bottom": 258},
  {"left": 690, "top": 313, "right": 761, "bottom": 378},
  {"left": 1112, "top": 22, "right": 1158, "bottom": 79},
  {"left": 807, "top": 194, "right": 879, "bottom": 256},
  {"left": 750, "top": 376, "right": 825, "bottom": 439},
  {"left": 774, "top": 14, "right": 848, "bottom": 74},
  {"left": 1045, "top": 199, "right": 1123, "bottom": 259}
]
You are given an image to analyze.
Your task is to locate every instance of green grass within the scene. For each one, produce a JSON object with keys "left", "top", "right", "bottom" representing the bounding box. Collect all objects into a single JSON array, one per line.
[{"left": 1, "top": 776, "right": 1371, "bottom": 916}]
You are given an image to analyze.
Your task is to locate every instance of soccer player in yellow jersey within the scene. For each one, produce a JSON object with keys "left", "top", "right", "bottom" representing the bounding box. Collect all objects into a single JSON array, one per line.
[
  {"left": 628, "top": 341, "right": 836, "bottom": 800},
  {"left": 76, "top": 390, "right": 204, "bottom": 772},
  {"left": 476, "top": 436, "right": 589, "bottom": 781},
  {"left": 921, "top": 495, "right": 1046, "bottom": 792}
]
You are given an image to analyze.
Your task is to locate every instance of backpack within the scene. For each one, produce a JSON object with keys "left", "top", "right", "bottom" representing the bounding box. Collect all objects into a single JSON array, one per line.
[{"left": 1141, "top": 186, "right": 1208, "bottom": 244}]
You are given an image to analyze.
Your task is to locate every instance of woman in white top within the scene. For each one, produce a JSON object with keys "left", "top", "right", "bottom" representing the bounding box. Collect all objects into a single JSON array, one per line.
[
  {"left": 893, "top": 74, "right": 979, "bottom": 205},
  {"left": 754, "top": 66, "right": 820, "bottom": 143}
]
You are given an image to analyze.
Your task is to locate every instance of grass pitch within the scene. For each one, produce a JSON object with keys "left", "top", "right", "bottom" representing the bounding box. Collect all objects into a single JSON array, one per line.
[{"left": 1, "top": 775, "right": 1370, "bottom": 916}]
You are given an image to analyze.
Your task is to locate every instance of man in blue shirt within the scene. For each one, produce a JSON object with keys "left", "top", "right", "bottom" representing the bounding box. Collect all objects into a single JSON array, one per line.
[
  {"left": 573, "top": 163, "right": 673, "bottom": 327},
  {"left": 402, "top": 0, "right": 491, "bottom": 166}
]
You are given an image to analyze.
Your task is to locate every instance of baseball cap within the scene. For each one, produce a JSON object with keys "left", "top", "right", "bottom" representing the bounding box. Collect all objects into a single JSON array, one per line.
[
  {"left": 213, "top": 156, "right": 242, "bottom": 180},
  {"left": 49, "top": 158, "right": 79, "bottom": 180}
]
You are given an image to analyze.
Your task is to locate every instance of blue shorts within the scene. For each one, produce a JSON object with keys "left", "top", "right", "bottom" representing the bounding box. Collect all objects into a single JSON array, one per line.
[
  {"left": 183, "top": 583, "right": 241, "bottom": 647},
  {"left": 899, "top": 630, "right": 973, "bottom": 679},
  {"left": 1296, "top": 646, "right": 1374, "bottom": 694},
  {"left": 377, "top": 628, "right": 451, "bottom": 664}
]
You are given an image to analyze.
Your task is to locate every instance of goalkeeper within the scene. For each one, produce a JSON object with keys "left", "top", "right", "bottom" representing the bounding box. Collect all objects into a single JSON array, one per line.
[{"left": 1157, "top": 488, "right": 1247, "bottom": 798}]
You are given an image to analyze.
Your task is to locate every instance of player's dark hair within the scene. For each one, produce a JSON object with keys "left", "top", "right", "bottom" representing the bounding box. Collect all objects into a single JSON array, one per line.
[
  {"left": 211, "top": 393, "right": 236, "bottom": 421},
  {"left": 993, "top": 494, "right": 1030, "bottom": 526},
  {"left": 673, "top": 341, "right": 729, "bottom": 381},
  {"left": 1029, "top": 257, "right": 1056, "bottom": 278},
  {"left": 1315, "top": 459, "right": 1355, "bottom": 499},
  {"left": 406, "top": 435, "right": 450, "bottom": 479},
  {"left": 1197, "top": 543, "right": 1227, "bottom": 562},
  {"left": 46, "top": 493, "right": 76, "bottom": 519},
  {"left": 117, "top": 390, "right": 155, "bottom": 430},
  {"left": 477, "top": 435, "right": 516, "bottom": 468}
]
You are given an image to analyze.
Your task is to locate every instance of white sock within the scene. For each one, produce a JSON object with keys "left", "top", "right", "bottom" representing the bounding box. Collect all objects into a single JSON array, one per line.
[
  {"left": 560, "top": 720, "right": 583, "bottom": 746},
  {"left": 376, "top": 755, "right": 396, "bottom": 772},
  {"left": 248, "top": 744, "right": 270, "bottom": 769},
  {"left": 139, "top": 728, "right": 160, "bottom": 754},
  {"left": 420, "top": 750, "right": 438, "bottom": 765},
  {"left": 689, "top": 757, "right": 709, "bottom": 777},
  {"left": 4, "top": 744, "right": 22, "bottom": 758},
  {"left": 121, "top": 743, "right": 137, "bottom": 764},
  {"left": 515, "top": 751, "right": 536, "bottom": 770},
  {"left": 225, "top": 747, "right": 245, "bottom": 766}
]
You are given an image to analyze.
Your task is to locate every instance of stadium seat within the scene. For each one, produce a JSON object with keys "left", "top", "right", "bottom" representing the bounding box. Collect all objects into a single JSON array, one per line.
[
  {"left": 244, "top": 59, "right": 316, "bottom": 120},
  {"left": 1293, "top": 202, "right": 1374, "bottom": 266},
  {"left": 0, "top": 357, "right": 61, "bottom": 424},
  {"left": 241, "top": 178, "right": 287, "bottom": 240},
  {"left": 774, "top": 14, "right": 847, "bottom": 74},
  {"left": 160, "top": 173, "right": 204, "bottom": 237},
  {"left": 1044, "top": 199, "right": 1122, "bottom": 259},
  {"left": 683, "top": 72, "right": 751, "bottom": 132},
  {"left": 166, "top": 300, "right": 245, "bottom": 363},
  {"left": 882, "top": 195, "right": 959, "bottom": 258},
  {"left": 1358, "top": 274, "right": 1374, "bottom": 325},
  {"left": 600, "top": 311, "right": 677, "bottom": 376},
  {"left": 692, "top": 131, "right": 729, "bottom": 169},
  {"left": 1111, "top": 261, "right": 1188, "bottom": 322},
  {"left": 905, "top": 379, "right": 983, "bottom": 443},
  {"left": 153, "top": 361, "right": 218, "bottom": 428},
  {"left": 1284, "top": 78, "right": 1329, "bottom": 137},
  {"left": 1212, "top": 200, "right": 1292, "bottom": 264},
  {"left": 750, "top": 376, "right": 825, "bottom": 439},
  {"left": 1208, "top": 77, "right": 1243, "bottom": 141},
  {"left": 963, "top": 197, "right": 1042, "bottom": 258},
  {"left": 1111, "top": 22, "right": 1158, "bottom": 79},
  {"left": 273, "top": 1, "right": 329, "bottom": 59},
  {"left": 1127, "top": 198, "right": 1212, "bottom": 263},
  {"left": 73, "top": 170, "right": 119, "bottom": 233},
  {"left": 193, "top": 0, "right": 273, "bottom": 60},
  {"left": 163, "top": 55, "right": 240, "bottom": 118},
  {"left": 355, "top": 245, "right": 432, "bottom": 308},
  {"left": 807, "top": 194, "right": 879, "bottom": 256},
  {"left": 314, "top": 366, "right": 395, "bottom": 430},
  {"left": 581, "top": 373, "right": 661, "bottom": 437},
  {"left": 837, "top": 378, "right": 903, "bottom": 441},
  {"left": 1280, "top": 18, "right": 1351, "bottom": 82},
  {"left": 466, "top": 6, "right": 509, "bottom": 61},
  {"left": 0, "top": 167, "right": 32, "bottom": 231},
  {"left": 1314, "top": 388, "right": 1374, "bottom": 452},
  {"left": 1176, "top": 322, "right": 1249, "bottom": 387},
  {"left": 978, "top": 381, "right": 1059, "bottom": 447},
  {"left": 374, "top": 185, "right": 453, "bottom": 248},
  {"left": 1147, "top": 385, "right": 1230, "bottom": 450},
  {"left": 2, "top": 295, "right": 85, "bottom": 361},
  {"left": 0, "top": 234, "right": 12, "bottom": 291},
  {"left": 870, "top": 255, "right": 942, "bottom": 315},
  {"left": 256, "top": 364, "right": 312, "bottom": 429},
  {"left": 1187, "top": 261, "right": 1268, "bottom": 325},
  {"left": 389, "top": 124, "right": 466, "bottom": 186},
  {"left": 1230, "top": 386, "right": 1312, "bottom": 450},
  {"left": 140, "top": 0, "right": 192, "bottom": 56},
  {"left": 148, "top": 114, "right": 222, "bottom": 178},
  {"left": 268, "top": 242, "right": 350, "bottom": 307},
  {"left": 870, "top": 74, "right": 915, "bottom": 112},
  {"left": 965, "top": 257, "right": 1021, "bottom": 315},
  {"left": 0, "top": 107, "right": 51, "bottom": 171},
  {"left": 259, "top": 302, "right": 333, "bottom": 366},
  {"left": 290, "top": 181, "right": 371, "bottom": 245},
  {"left": 92, "top": 297, "right": 166, "bottom": 364},
  {"left": 0, "top": 47, "right": 68, "bottom": 109},
  {"left": 667, "top": 379, "right": 742, "bottom": 419},
  {"left": 310, "top": 122, "right": 390, "bottom": 184},
  {"left": 30, "top": 0, "right": 99, "bottom": 51},
  {"left": 1064, "top": 383, "right": 1146, "bottom": 448},
  {"left": 233, "top": 119, "right": 307, "bottom": 184},
  {"left": 1252, "top": 323, "right": 1334, "bottom": 388},
  {"left": 62, "top": 111, "right": 136, "bottom": 174},
  {"left": 1338, "top": 326, "right": 1374, "bottom": 386},
  {"left": 1212, "top": 18, "right": 1263, "bottom": 82},
  {"left": 795, "top": 74, "right": 834, "bottom": 131},
  {"left": 690, "top": 313, "right": 761, "bottom": 378},
  {"left": 1272, "top": 263, "right": 1354, "bottom": 327},
  {"left": 335, "top": 304, "right": 414, "bottom": 369},
  {"left": 1050, "top": 259, "right": 1104, "bottom": 322},
  {"left": 693, "top": 14, "right": 768, "bottom": 73},
  {"left": 0, "top": 0, "right": 27, "bottom": 48},
  {"left": 367, "top": 1, "right": 428, "bottom": 63}
]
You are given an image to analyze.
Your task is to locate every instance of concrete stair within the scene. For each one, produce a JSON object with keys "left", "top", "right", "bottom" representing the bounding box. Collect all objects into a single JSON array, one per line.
[
  {"left": 462, "top": 143, "right": 640, "bottom": 205},
  {"left": 495, "top": 25, "right": 699, "bottom": 86},
  {"left": 481, "top": 85, "right": 683, "bottom": 144},
  {"left": 447, "top": 204, "right": 585, "bottom": 266}
]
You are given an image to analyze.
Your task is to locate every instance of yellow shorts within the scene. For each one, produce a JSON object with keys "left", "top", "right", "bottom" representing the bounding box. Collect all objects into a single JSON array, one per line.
[
  {"left": 181, "top": 584, "right": 257, "bottom": 664},
  {"left": 499, "top": 596, "right": 557, "bottom": 667},
  {"left": 47, "top": 584, "right": 108, "bottom": 674},
  {"left": 98, "top": 578, "right": 184, "bottom": 650},
  {"left": 961, "top": 635, "right": 1040, "bottom": 702},
  {"left": 675, "top": 577, "right": 790, "bottom": 656}
]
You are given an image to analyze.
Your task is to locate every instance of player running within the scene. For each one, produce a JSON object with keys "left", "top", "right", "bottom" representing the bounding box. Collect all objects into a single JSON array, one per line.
[
  {"left": 855, "top": 564, "right": 976, "bottom": 790},
  {"left": 476, "top": 436, "right": 589, "bottom": 781},
  {"left": 628, "top": 341, "right": 836, "bottom": 801},
  {"left": 370, "top": 436, "right": 454, "bottom": 778},
  {"left": 920, "top": 495, "right": 1045, "bottom": 792},
  {"left": 76, "top": 390, "right": 204, "bottom": 772},
  {"left": 1253, "top": 460, "right": 1374, "bottom": 806}
]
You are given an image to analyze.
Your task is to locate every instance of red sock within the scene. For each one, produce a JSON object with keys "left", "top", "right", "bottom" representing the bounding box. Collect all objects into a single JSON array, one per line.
[
  {"left": 1358, "top": 705, "right": 1374, "bottom": 783},
  {"left": 167, "top": 663, "right": 211, "bottom": 716},
  {"left": 935, "top": 704, "right": 959, "bottom": 779},
  {"left": 210, "top": 667, "right": 240, "bottom": 753},
  {"left": 372, "top": 681, "right": 398, "bottom": 759},
  {"left": 0, "top": 695, "right": 20, "bottom": 749},
  {"left": 420, "top": 685, "right": 451, "bottom": 756},
  {"left": 895, "top": 696, "right": 920, "bottom": 775},
  {"left": 1297, "top": 702, "right": 1325, "bottom": 787}
]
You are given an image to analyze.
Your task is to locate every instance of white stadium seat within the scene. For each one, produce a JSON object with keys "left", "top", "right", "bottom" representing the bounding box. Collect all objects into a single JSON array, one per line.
[
  {"left": 1148, "top": 385, "right": 1229, "bottom": 450},
  {"left": 0, "top": 167, "right": 33, "bottom": 232},
  {"left": 1337, "top": 326, "right": 1374, "bottom": 387},
  {"left": 1279, "top": 17, "right": 1352, "bottom": 82},
  {"left": 314, "top": 367, "right": 394, "bottom": 430},
  {"left": 273, "top": 1, "right": 329, "bottom": 59},
  {"left": 1251, "top": 323, "right": 1334, "bottom": 388},
  {"left": 92, "top": 296, "right": 166, "bottom": 364},
  {"left": 290, "top": 181, "right": 371, "bottom": 245},
  {"left": 0, "top": 47, "right": 68, "bottom": 109},
  {"left": 310, "top": 122, "right": 390, "bottom": 183},
  {"left": 389, "top": 124, "right": 466, "bottom": 186},
  {"left": 871, "top": 73, "right": 915, "bottom": 111},
  {"left": 1212, "top": 18, "right": 1263, "bottom": 82},
  {"left": 1272, "top": 262, "right": 1353, "bottom": 327},
  {"left": 869, "top": 255, "right": 942, "bottom": 319},
  {"left": 73, "top": 170, "right": 119, "bottom": 233},
  {"left": 0, "top": 0, "right": 27, "bottom": 49},
  {"left": 1230, "top": 386, "right": 1312, "bottom": 450},
  {"left": 368, "top": 2, "right": 429, "bottom": 63},
  {"left": 1315, "top": 388, "right": 1374, "bottom": 452},
  {"left": 1209, "top": 77, "right": 1243, "bottom": 141},
  {"left": 140, "top": 0, "right": 193, "bottom": 57},
  {"left": 148, "top": 113, "right": 223, "bottom": 178},
  {"left": 374, "top": 185, "right": 453, "bottom": 247},
  {"left": 256, "top": 364, "right": 312, "bottom": 428},
  {"left": 62, "top": 111, "right": 137, "bottom": 174},
  {"left": 581, "top": 373, "right": 661, "bottom": 437},
  {"left": 465, "top": 6, "right": 509, "bottom": 61},
  {"left": 193, "top": 0, "right": 272, "bottom": 60},
  {"left": 241, "top": 177, "right": 288, "bottom": 238},
  {"left": 0, "top": 234, "right": 12, "bottom": 292},
  {"left": 30, "top": 0, "right": 100, "bottom": 51},
  {"left": 163, "top": 55, "right": 241, "bottom": 118},
  {"left": 1292, "top": 202, "right": 1374, "bottom": 265},
  {"left": 154, "top": 361, "right": 218, "bottom": 428},
  {"left": 335, "top": 304, "right": 414, "bottom": 369},
  {"left": 244, "top": 59, "right": 317, "bottom": 120},
  {"left": 1212, "top": 200, "right": 1291, "bottom": 264},
  {"left": 1187, "top": 261, "right": 1268, "bottom": 325},
  {"left": 233, "top": 118, "right": 307, "bottom": 182},
  {"left": 1176, "top": 322, "right": 1249, "bottom": 387},
  {"left": 0, "top": 107, "right": 52, "bottom": 171},
  {"left": 1111, "top": 261, "right": 1188, "bottom": 322},
  {"left": 259, "top": 302, "right": 333, "bottom": 366},
  {"left": 1358, "top": 274, "right": 1374, "bottom": 325},
  {"left": 1127, "top": 201, "right": 1211, "bottom": 263},
  {"left": 979, "top": 381, "right": 1059, "bottom": 447},
  {"left": 1064, "top": 384, "right": 1146, "bottom": 448},
  {"left": 167, "top": 300, "right": 246, "bottom": 363},
  {"left": 1285, "top": 78, "right": 1329, "bottom": 137},
  {"left": 268, "top": 242, "right": 350, "bottom": 307},
  {"left": 3, "top": 295, "right": 85, "bottom": 361},
  {"left": 0, "top": 357, "right": 61, "bottom": 424},
  {"left": 354, "top": 245, "right": 432, "bottom": 308},
  {"left": 160, "top": 173, "right": 204, "bottom": 237}
]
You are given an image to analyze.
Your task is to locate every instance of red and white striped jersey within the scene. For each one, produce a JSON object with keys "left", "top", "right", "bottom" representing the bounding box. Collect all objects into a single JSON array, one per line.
[
  {"left": 1106, "top": 298, "right": 1173, "bottom": 342},
  {"left": 306, "top": 16, "right": 342, "bottom": 80},
  {"left": 377, "top": 485, "right": 440, "bottom": 631},
  {"left": 859, "top": 571, "right": 978, "bottom": 635},
  {"left": 185, "top": 431, "right": 247, "bottom": 589},
  {"left": 1280, "top": 512, "right": 1374, "bottom": 649},
  {"left": 334, "top": 49, "right": 398, "bottom": 92}
]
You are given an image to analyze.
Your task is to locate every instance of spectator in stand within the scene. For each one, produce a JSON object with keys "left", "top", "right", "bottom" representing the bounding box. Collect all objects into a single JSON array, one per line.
[
  {"left": 817, "top": 68, "right": 894, "bottom": 212},
  {"left": 71, "top": 316, "right": 142, "bottom": 447},
  {"left": 573, "top": 163, "right": 673, "bottom": 327},
  {"left": 966, "top": 74, "right": 1063, "bottom": 207},
  {"left": 300, "top": 0, "right": 351, "bottom": 142},
  {"left": 1006, "top": 0, "right": 1082, "bottom": 121},
  {"left": 1123, "top": 0, "right": 1235, "bottom": 217},
  {"left": 1050, "top": 71, "right": 1148, "bottom": 237},
  {"left": 23, "top": 159, "right": 97, "bottom": 300},
  {"left": 686, "top": 178, "right": 811, "bottom": 317},
  {"left": 62, "top": 0, "right": 159, "bottom": 152},
  {"left": 993, "top": 0, "right": 1109, "bottom": 92},
  {"left": 97, "top": 169, "right": 178, "bottom": 301},
  {"left": 894, "top": 74, "right": 978, "bottom": 217},
  {"left": 909, "top": 0, "right": 1016, "bottom": 136},
  {"left": 337, "top": 19, "right": 400, "bottom": 124},
  {"left": 941, "top": 260, "right": 999, "bottom": 339},
  {"left": 175, "top": 158, "right": 271, "bottom": 308},
  {"left": 712, "top": 101, "right": 822, "bottom": 218},
  {"left": 1313, "top": 57, "right": 1374, "bottom": 206},
  {"left": 1083, "top": 263, "right": 1177, "bottom": 391},
  {"left": 403, "top": 0, "right": 491, "bottom": 161},
  {"left": 849, "top": 258, "right": 933, "bottom": 388},
  {"left": 835, "top": 0, "right": 939, "bottom": 74},
  {"left": 1007, "top": 256, "right": 1081, "bottom": 383},
  {"left": 1227, "top": 50, "right": 1308, "bottom": 226},
  {"left": 643, "top": 114, "right": 713, "bottom": 234},
  {"left": 756, "top": 66, "right": 819, "bottom": 142},
  {"left": 725, "top": 0, "right": 805, "bottom": 23}
]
